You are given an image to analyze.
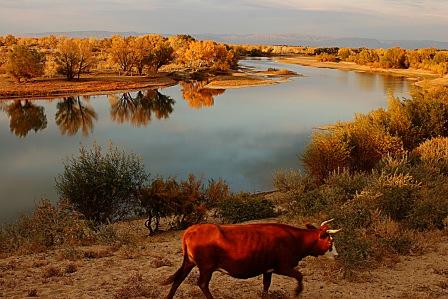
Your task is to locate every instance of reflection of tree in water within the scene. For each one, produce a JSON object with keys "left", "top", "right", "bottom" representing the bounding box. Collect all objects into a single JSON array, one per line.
[
  {"left": 3, "top": 100, "right": 47, "bottom": 137},
  {"left": 180, "top": 81, "right": 225, "bottom": 109},
  {"left": 109, "top": 90, "right": 175, "bottom": 127},
  {"left": 55, "top": 96, "right": 98, "bottom": 136}
]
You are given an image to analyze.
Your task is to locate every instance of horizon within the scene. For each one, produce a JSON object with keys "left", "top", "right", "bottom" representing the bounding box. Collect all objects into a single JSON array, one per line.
[{"left": 1, "top": 0, "right": 448, "bottom": 42}]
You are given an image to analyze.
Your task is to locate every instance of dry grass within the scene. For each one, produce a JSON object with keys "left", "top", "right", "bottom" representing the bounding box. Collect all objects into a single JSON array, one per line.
[
  {"left": 83, "top": 246, "right": 115, "bottom": 259},
  {"left": 64, "top": 263, "right": 78, "bottom": 274},
  {"left": 42, "top": 265, "right": 63, "bottom": 278},
  {"left": 27, "top": 288, "right": 38, "bottom": 297},
  {"left": 113, "top": 272, "right": 159, "bottom": 299}
]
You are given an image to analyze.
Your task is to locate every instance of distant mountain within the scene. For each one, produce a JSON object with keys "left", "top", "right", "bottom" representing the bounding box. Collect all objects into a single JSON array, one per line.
[
  {"left": 21, "top": 31, "right": 448, "bottom": 49},
  {"left": 21, "top": 31, "right": 145, "bottom": 38}
]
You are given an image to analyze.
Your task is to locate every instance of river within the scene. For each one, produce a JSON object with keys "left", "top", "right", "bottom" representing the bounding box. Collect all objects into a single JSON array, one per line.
[{"left": 0, "top": 58, "right": 412, "bottom": 222}]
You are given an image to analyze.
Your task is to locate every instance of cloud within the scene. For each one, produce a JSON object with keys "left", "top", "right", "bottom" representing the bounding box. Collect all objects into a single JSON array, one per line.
[{"left": 243, "top": 0, "right": 448, "bottom": 19}]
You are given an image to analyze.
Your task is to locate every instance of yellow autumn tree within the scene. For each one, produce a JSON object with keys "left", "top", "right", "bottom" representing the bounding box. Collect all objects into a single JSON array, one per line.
[{"left": 109, "top": 36, "right": 136, "bottom": 74}]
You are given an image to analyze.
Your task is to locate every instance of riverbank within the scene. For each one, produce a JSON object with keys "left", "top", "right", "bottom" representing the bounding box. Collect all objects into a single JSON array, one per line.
[
  {"left": 0, "top": 66, "right": 297, "bottom": 100},
  {"left": 0, "top": 74, "right": 178, "bottom": 100},
  {"left": 275, "top": 56, "right": 448, "bottom": 87},
  {"left": 1, "top": 217, "right": 447, "bottom": 299}
]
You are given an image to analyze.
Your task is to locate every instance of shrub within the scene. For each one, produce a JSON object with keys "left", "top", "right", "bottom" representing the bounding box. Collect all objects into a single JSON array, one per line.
[
  {"left": 324, "top": 168, "right": 369, "bottom": 198},
  {"left": 273, "top": 169, "right": 310, "bottom": 193},
  {"left": 5, "top": 45, "right": 44, "bottom": 82},
  {"left": 370, "top": 172, "right": 420, "bottom": 221},
  {"left": 408, "top": 181, "right": 448, "bottom": 230},
  {"left": 42, "top": 265, "right": 63, "bottom": 278},
  {"left": 217, "top": 193, "right": 276, "bottom": 223},
  {"left": 334, "top": 229, "right": 372, "bottom": 275},
  {"left": 56, "top": 143, "right": 148, "bottom": 224},
  {"left": 65, "top": 263, "right": 78, "bottom": 274},
  {"left": 415, "top": 137, "right": 448, "bottom": 174},
  {"left": 113, "top": 273, "right": 158, "bottom": 299},
  {"left": 302, "top": 129, "right": 351, "bottom": 181},
  {"left": 140, "top": 175, "right": 229, "bottom": 232},
  {"left": 302, "top": 117, "right": 403, "bottom": 180},
  {"left": 371, "top": 217, "right": 414, "bottom": 255},
  {"left": 0, "top": 199, "right": 92, "bottom": 255}
]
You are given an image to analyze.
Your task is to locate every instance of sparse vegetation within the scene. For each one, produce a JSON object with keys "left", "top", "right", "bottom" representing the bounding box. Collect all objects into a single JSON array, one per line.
[{"left": 277, "top": 87, "right": 448, "bottom": 275}]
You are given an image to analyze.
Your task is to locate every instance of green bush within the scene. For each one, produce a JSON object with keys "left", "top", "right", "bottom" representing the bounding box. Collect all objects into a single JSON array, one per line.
[
  {"left": 408, "top": 181, "right": 448, "bottom": 230},
  {"left": 56, "top": 143, "right": 148, "bottom": 224},
  {"left": 324, "top": 168, "right": 369, "bottom": 198},
  {"left": 273, "top": 169, "right": 311, "bottom": 193},
  {"left": 217, "top": 193, "right": 276, "bottom": 223},
  {"left": 370, "top": 172, "right": 420, "bottom": 221}
]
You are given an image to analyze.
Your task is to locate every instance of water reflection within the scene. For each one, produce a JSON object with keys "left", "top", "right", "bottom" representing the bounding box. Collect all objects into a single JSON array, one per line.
[
  {"left": 55, "top": 96, "right": 97, "bottom": 136},
  {"left": 109, "top": 90, "right": 175, "bottom": 126},
  {"left": 2, "top": 100, "right": 47, "bottom": 137},
  {"left": 180, "top": 81, "right": 225, "bottom": 109}
]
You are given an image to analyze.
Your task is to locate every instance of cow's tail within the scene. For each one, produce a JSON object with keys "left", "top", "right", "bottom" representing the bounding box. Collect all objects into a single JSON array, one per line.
[{"left": 161, "top": 237, "right": 192, "bottom": 285}]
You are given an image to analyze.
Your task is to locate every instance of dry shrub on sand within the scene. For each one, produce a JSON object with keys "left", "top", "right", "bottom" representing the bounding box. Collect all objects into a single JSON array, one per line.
[
  {"left": 113, "top": 272, "right": 159, "bottom": 299},
  {"left": 83, "top": 246, "right": 114, "bottom": 259},
  {"left": 150, "top": 256, "right": 173, "bottom": 268},
  {"left": 64, "top": 262, "right": 78, "bottom": 274},
  {"left": 42, "top": 265, "right": 63, "bottom": 278}
]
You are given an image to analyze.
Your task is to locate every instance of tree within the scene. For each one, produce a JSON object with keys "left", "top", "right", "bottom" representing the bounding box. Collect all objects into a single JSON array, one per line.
[
  {"left": 56, "top": 143, "right": 148, "bottom": 224},
  {"left": 109, "top": 36, "right": 136, "bottom": 74},
  {"left": 76, "top": 39, "right": 95, "bottom": 79},
  {"left": 55, "top": 96, "right": 98, "bottom": 136},
  {"left": 380, "top": 47, "right": 408, "bottom": 69},
  {"left": 181, "top": 81, "right": 224, "bottom": 109},
  {"left": 4, "top": 34, "right": 17, "bottom": 46},
  {"left": 4, "top": 100, "right": 47, "bottom": 137},
  {"left": 55, "top": 38, "right": 79, "bottom": 80},
  {"left": 182, "top": 40, "right": 236, "bottom": 72},
  {"left": 55, "top": 38, "right": 95, "bottom": 80},
  {"left": 5, "top": 45, "right": 44, "bottom": 82}
]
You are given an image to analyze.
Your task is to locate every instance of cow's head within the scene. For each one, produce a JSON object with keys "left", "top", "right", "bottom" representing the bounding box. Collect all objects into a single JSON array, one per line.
[{"left": 306, "top": 219, "right": 341, "bottom": 258}]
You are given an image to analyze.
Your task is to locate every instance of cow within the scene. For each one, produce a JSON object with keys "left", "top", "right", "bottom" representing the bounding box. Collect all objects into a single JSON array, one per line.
[{"left": 163, "top": 219, "right": 341, "bottom": 299}]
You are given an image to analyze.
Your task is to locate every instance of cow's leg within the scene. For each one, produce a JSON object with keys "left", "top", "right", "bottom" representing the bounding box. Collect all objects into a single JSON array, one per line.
[
  {"left": 197, "top": 268, "right": 214, "bottom": 299},
  {"left": 275, "top": 268, "right": 303, "bottom": 297},
  {"left": 165, "top": 258, "right": 195, "bottom": 299},
  {"left": 262, "top": 272, "right": 272, "bottom": 298}
]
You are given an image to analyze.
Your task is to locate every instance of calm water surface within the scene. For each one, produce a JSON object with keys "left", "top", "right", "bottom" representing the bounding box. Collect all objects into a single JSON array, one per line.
[{"left": 0, "top": 58, "right": 411, "bottom": 222}]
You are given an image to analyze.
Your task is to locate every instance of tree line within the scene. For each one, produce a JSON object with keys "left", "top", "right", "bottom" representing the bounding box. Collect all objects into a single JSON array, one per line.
[
  {"left": 0, "top": 34, "right": 239, "bottom": 82},
  {"left": 314, "top": 47, "right": 448, "bottom": 75}
]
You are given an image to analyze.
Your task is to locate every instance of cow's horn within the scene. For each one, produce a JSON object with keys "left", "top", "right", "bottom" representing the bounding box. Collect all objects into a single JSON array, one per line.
[
  {"left": 327, "top": 229, "right": 342, "bottom": 234},
  {"left": 320, "top": 218, "right": 335, "bottom": 227}
]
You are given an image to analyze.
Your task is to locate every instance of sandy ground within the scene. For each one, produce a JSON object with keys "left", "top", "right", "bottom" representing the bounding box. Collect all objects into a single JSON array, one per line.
[
  {"left": 275, "top": 56, "right": 448, "bottom": 88},
  {"left": 205, "top": 69, "right": 298, "bottom": 90},
  {"left": 1, "top": 221, "right": 447, "bottom": 299}
]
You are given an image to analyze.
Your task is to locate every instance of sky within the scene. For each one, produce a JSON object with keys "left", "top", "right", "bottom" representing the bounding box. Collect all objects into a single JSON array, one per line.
[{"left": 1, "top": 0, "right": 448, "bottom": 41}]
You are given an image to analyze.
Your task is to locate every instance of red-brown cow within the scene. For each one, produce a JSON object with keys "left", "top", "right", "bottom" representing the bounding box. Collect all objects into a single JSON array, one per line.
[{"left": 164, "top": 219, "right": 341, "bottom": 299}]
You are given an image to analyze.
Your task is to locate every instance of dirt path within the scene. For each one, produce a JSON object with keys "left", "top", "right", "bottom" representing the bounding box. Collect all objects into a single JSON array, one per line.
[{"left": 1, "top": 225, "right": 447, "bottom": 299}]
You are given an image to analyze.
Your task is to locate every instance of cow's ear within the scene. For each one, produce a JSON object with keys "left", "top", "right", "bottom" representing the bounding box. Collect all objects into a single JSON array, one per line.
[{"left": 306, "top": 223, "right": 317, "bottom": 229}]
